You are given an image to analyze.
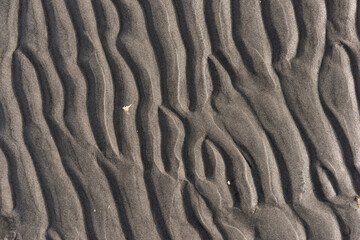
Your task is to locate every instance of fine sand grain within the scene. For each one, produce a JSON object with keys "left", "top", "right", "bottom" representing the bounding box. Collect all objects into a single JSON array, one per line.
[{"left": 1, "top": 0, "right": 360, "bottom": 239}]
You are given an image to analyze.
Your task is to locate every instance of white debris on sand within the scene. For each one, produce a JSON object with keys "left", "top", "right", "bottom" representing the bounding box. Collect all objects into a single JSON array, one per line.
[{"left": 122, "top": 104, "right": 132, "bottom": 115}]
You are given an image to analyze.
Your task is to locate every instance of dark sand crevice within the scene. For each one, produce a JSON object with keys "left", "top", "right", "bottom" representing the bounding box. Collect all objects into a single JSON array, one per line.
[
  {"left": 208, "top": 52, "right": 242, "bottom": 96},
  {"left": 208, "top": 56, "right": 286, "bottom": 206},
  {"left": 203, "top": 0, "right": 220, "bottom": 56},
  {"left": 40, "top": 0, "right": 97, "bottom": 146},
  {"left": 274, "top": 10, "right": 357, "bottom": 210},
  {"left": 45, "top": 133, "right": 124, "bottom": 239},
  {"left": 12, "top": 49, "right": 87, "bottom": 239},
  {"left": 137, "top": 0, "right": 188, "bottom": 117},
  {"left": 204, "top": 0, "right": 249, "bottom": 92},
  {"left": 175, "top": 0, "right": 212, "bottom": 113},
  {"left": 319, "top": 41, "right": 360, "bottom": 179},
  {"left": 94, "top": 0, "right": 142, "bottom": 163},
  {"left": 230, "top": 0, "right": 256, "bottom": 74},
  {"left": 270, "top": 93, "right": 342, "bottom": 238},
  {"left": 1, "top": 68, "right": 48, "bottom": 240},
  {"left": 207, "top": 142, "right": 242, "bottom": 207},
  {"left": 230, "top": 0, "right": 274, "bottom": 71},
  {"left": 112, "top": 1, "right": 177, "bottom": 239},
  {"left": 290, "top": 0, "right": 307, "bottom": 60},
  {"left": 180, "top": 118, "right": 203, "bottom": 183},
  {"left": 0, "top": 148, "right": 13, "bottom": 218},
  {"left": 37, "top": 1, "right": 127, "bottom": 239},
  {"left": 208, "top": 54, "right": 290, "bottom": 209},
  {"left": 292, "top": 0, "right": 327, "bottom": 65},
  {"left": 259, "top": 0, "right": 282, "bottom": 64},
  {"left": 0, "top": 141, "right": 48, "bottom": 240},
  {"left": 15, "top": 11, "right": 94, "bottom": 238},
  {"left": 97, "top": 159, "right": 135, "bottom": 240},
  {"left": 357, "top": 0, "right": 360, "bottom": 39},
  {"left": 181, "top": 183, "right": 211, "bottom": 240},
  {"left": 319, "top": 90, "right": 360, "bottom": 193},
  {"left": 221, "top": 126, "right": 265, "bottom": 204},
  {"left": 262, "top": 130, "right": 293, "bottom": 204},
  {"left": 63, "top": 0, "right": 119, "bottom": 158},
  {"left": 193, "top": 179, "right": 232, "bottom": 239},
  {"left": 201, "top": 139, "right": 216, "bottom": 180},
  {"left": 90, "top": 0, "right": 129, "bottom": 158},
  {"left": 116, "top": 44, "right": 157, "bottom": 169},
  {"left": 18, "top": 25, "right": 125, "bottom": 240},
  {"left": 158, "top": 106, "right": 186, "bottom": 179},
  {"left": 137, "top": 0, "right": 169, "bottom": 106},
  {"left": 274, "top": 53, "right": 343, "bottom": 202},
  {"left": 0, "top": 2, "right": 49, "bottom": 239},
  {"left": 158, "top": 108, "right": 177, "bottom": 175},
  {"left": 340, "top": 44, "right": 360, "bottom": 113},
  {"left": 207, "top": 132, "right": 256, "bottom": 211},
  {"left": 171, "top": 0, "right": 201, "bottom": 112}
]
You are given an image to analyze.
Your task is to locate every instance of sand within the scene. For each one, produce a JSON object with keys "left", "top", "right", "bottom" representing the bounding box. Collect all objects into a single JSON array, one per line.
[{"left": 0, "top": 0, "right": 360, "bottom": 239}]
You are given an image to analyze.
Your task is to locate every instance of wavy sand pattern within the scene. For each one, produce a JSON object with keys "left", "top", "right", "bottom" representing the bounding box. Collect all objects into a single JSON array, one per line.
[{"left": 0, "top": 0, "right": 360, "bottom": 239}]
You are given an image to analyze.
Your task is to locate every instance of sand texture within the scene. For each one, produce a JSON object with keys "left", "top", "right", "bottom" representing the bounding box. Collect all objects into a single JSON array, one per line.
[{"left": 1, "top": 0, "right": 360, "bottom": 239}]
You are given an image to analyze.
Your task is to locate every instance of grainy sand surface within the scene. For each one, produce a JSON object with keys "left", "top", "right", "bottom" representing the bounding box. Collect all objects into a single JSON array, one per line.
[{"left": 1, "top": 0, "right": 360, "bottom": 239}]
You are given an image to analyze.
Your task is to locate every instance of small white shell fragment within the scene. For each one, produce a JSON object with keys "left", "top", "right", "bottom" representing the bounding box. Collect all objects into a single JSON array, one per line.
[
  {"left": 227, "top": 180, "right": 230, "bottom": 185},
  {"left": 122, "top": 104, "right": 132, "bottom": 114}
]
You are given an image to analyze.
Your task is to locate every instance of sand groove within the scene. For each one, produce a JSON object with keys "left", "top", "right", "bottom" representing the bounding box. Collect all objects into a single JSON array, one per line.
[{"left": 1, "top": 0, "right": 360, "bottom": 239}]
